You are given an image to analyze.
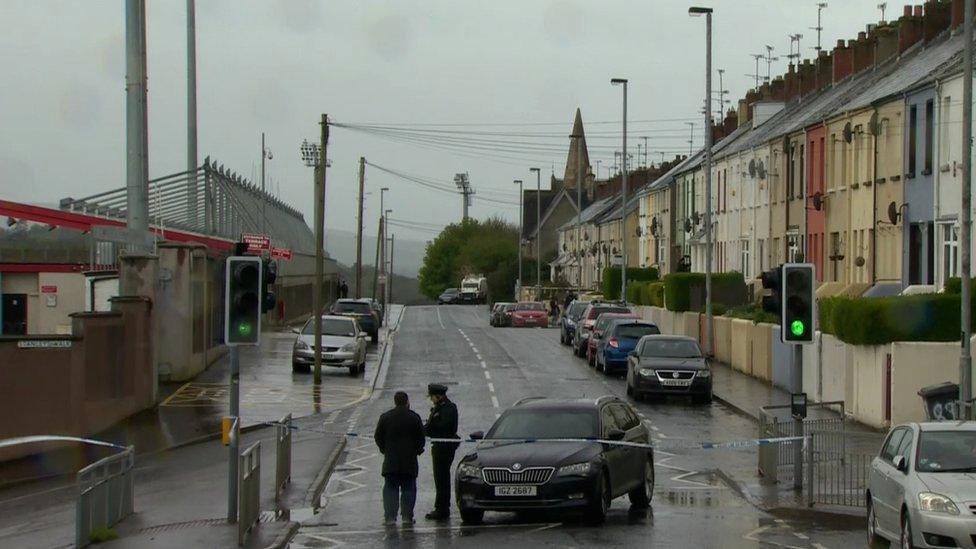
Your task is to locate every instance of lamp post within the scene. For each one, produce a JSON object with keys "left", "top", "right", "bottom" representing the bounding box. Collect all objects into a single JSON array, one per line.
[
  {"left": 611, "top": 78, "right": 629, "bottom": 302},
  {"left": 374, "top": 187, "right": 388, "bottom": 303},
  {"left": 384, "top": 208, "right": 392, "bottom": 323},
  {"left": 530, "top": 167, "right": 542, "bottom": 298},
  {"left": 961, "top": 0, "right": 973, "bottom": 419},
  {"left": 300, "top": 127, "right": 328, "bottom": 385},
  {"left": 514, "top": 179, "right": 524, "bottom": 297},
  {"left": 690, "top": 6, "right": 714, "bottom": 361}
]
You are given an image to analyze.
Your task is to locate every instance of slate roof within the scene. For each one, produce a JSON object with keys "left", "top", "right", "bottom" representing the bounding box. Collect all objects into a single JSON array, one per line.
[{"left": 556, "top": 195, "right": 618, "bottom": 231}]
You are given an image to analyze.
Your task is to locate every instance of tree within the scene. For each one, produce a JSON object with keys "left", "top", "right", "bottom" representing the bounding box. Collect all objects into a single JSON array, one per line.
[{"left": 418, "top": 218, "right": 520, "bottom": 301}]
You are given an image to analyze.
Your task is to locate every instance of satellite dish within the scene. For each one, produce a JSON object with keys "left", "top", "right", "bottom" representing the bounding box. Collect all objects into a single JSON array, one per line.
[
  {"left": 749, "top": 159, "right": 757, "bottom": 177},
  {"left": 855, "top": 256, "right": 866, "bottom": 267},
  {"left": 868, "top": 112, "right": 880, "bottom": 136},
  {"left": 757, "top": 160, "right": 767, "bottom": 179},
  {"left": 812, "top": 192, "right": 824, "bottom": 211},
  {"left": 887, "top": 201, "right": 899, "bottom": 225},
  {"left": 843, "top": 122, "right": 853, "bottom": 143}
]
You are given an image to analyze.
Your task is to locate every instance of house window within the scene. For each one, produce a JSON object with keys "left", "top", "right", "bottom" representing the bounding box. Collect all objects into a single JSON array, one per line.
[
  {"left": 798, "top": 144, "right": 805, "bottom": 198},
  {"left": 788, "top": 233, "right": 802, "bottom": 263},
  {"left": 830, "top": 232, "right": 841, "bottom": 282},
  {"left": 788, "top": 144, "right": 796, "bottom": 199},
  {"left": 942, "top": 223, "right": 959, "bottom": 282},
  {"left": 940, "top": 96, "right": 952, "bottom": 167},
  {"left": 924, "top": 99, "right": 934, "bottom": 175},
  {"left": 723, "top": 169, "right": 728, "bottom": 212},
  {"left": 908, "top": 104, "right": 917, "bottom": 177},
  {"left": 658, "top": 238, "right": 667, "bottom": 270},
  {"left": 740, "top": 240, "right": 751, "bottom": 279}
]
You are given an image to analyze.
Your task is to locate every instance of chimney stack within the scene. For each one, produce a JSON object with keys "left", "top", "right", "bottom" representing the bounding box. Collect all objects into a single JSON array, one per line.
[
  {"left": 816, "top": 50, "right": 833, "bottom": 91},
  {"left": 852, "top": 33, "right": 874, "bottom": 74},
  {"left": 799, "top": 59, "right": 817, "bottom": 96},
  {"left": 758, "top": 82, "right": 772, "bottom": 101},
  {"left": 737, "top": 98, "right": 750, "bottom": 127},
  {"left": 832, "top": 39, "right": 854, "bottom": 82},
  {"left": 723, "top": 109, "right": 738, "bottom": 135},
  {"left": 785, "top": 63, "right": 800, "bottom": 101},
  {"left": 923, "top": 0, "right": 951, "bottom": 42},
  {"left": 875, "top": 22, "right": 900, "bottom": 63},
  {"left": 899, "top": 5, "right": 925, "bottom": 53},
  {"left": 770, "top": 76, "right": 786, "bottom": 101}
]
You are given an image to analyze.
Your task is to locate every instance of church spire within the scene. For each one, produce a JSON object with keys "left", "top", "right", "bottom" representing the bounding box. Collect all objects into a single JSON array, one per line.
[{"left": 563, "top": 108, "right": 591, "bottom": 191}]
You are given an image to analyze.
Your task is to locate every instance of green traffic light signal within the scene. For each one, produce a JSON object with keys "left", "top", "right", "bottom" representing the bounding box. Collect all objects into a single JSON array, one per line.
[
  {"left": 238, "top": 321, "right": 253, "bottom": 337},
  {"left": 790, "top": 320, "right": 805, "bottom": 337}
]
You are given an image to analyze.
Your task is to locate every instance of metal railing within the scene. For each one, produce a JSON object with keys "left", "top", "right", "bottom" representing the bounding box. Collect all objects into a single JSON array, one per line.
[
  {"left": 805, "top": 430, "right": 880, "bottom": 507},
  {"left": 274, "top": 413, "right": 292, "bottom": 501},
  {"left": 758, "top": 401, "right": 846, "bottom": 483},
  {"left": 238, "top": 441, "right": 261, "bottom": 546},
  {"left": 76, "top": 446, "right": 134, "bottom": 548}
]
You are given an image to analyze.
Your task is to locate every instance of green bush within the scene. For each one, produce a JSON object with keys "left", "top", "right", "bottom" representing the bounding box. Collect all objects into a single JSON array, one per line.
[
  {"left": 663, "top": 272, "right": 747, "bottom": 312},
  {"left": 943, "top": 277, "right": 976, "bottom": 294},
  {"left": 643, "top": 282, "right": 665, "bottom": 307},
  {"left": 819, "top": 293, "right": 968, "bottom": 345},
  {"left": 626, "top": 280, "right": 649, "bottom": 304},
  {"left": 725, "top": 303, "right": 779, "bottom": 324},
  {"left": 601, "top": 267, "right": 659, "bottom": 300}
]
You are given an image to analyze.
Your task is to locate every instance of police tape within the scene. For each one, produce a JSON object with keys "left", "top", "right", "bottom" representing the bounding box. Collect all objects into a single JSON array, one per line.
[
  {"left": 261, "top": 421, "right": 806, "bottom": 452},
  {"left": 0, "top": 435, "right": 129, "bottom": 451}
]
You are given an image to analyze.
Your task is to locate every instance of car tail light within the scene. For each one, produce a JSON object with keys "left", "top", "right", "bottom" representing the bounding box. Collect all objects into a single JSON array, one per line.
[{"left": 608, "top": 337, "right": 619, "bottom": 348}]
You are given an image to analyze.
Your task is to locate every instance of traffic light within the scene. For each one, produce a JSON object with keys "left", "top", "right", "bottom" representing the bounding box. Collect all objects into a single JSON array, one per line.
[
  {"left": 782, "top": 263, "right": 815, "bottom": 344},
  {"left": 760, "top": 265, "right": 782, "bottom": 315},
  {"left": 225, "top": 256, "right": 262, "bottom": 345},
  {"left": 262, "top": 259, "right": 277, "bottom": 313}
]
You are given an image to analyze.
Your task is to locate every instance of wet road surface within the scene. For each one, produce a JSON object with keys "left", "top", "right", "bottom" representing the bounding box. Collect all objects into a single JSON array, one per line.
[{"left": 291, "top": 305, "right": 864, "bottom": 548}]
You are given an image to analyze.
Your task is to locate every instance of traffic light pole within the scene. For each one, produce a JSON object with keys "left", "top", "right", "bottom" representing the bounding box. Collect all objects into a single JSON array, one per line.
[
  {"left": 792, "top": 344, "right": 803, "bottom": 491},
  {"left": 227, "top": 345, "right": 240, "bottom": 521}
]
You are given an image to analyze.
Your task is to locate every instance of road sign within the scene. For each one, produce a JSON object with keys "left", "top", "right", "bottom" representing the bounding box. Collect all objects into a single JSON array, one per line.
[
  {"left": 240, "top": 233, "right": 271, "bottom": 254},
  {"left": 270, "top": 247, "right": 292, "bottom": 260},
  {"left": 40, "top": 285, "right": 58, "bottom": 293}
]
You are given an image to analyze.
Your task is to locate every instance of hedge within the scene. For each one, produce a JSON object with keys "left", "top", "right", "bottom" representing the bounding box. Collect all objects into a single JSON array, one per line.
[
  {"left": 943, "top": 277, "right": 976, "bottom": 294},
  {"left": 663, "top": 272, "right": 747, "bottom": 312},
  {"left": 725, "top": 303, "right": 779, "bottom": 325},
  {"left": 644, "top": 281, "right": 665, "bottom": 307},
  {"left": 601, "top": 267, "right": 659, "bottom": 300},
  {"left": 819, "top": 293, "right": 971, "bottom": 345}
]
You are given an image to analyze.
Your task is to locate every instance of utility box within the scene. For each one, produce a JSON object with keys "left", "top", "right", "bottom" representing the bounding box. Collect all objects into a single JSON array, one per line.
[{"left": 918, "top": 382, "right": 960, "bottom": 421}]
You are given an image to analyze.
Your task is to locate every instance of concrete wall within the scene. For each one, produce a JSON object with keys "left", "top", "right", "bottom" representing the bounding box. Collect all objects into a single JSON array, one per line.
[
  {"left": 156, "top": 244, "right": 210, "bottom": 382},
  {"left": 750, "top": 323, "right": 773, "bottom": 382},
  {"left": 850, "top": 344, "right": 887, "bottom": 428},
  {"left": 0, "top": 297, "right": 155, "bottom": 462},
  {"left": 730, "top": 319, "right": 753, "bottom": 375},
  {"left": 680, "top": 312, "right": 700, "bottom": 341},
  {"left": 819, "top": 333, "right": 851, "bottom": 405},
  {"left": 801, "top": 332, "right": 823, "bottom": 400},
  {"left": 1, "top": 271, "right": 86, "bottom": 335},
  {"left": 890, "top": 339, "right": 976, "bottom": 425},
  {"left": 713, "top": 316, "right": 732, "bottom": 365}
]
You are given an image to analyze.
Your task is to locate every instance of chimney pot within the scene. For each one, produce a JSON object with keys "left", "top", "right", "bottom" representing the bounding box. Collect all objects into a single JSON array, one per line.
[
  {"left": 913, "top": 5, "right": 923, "bottom": 17},
  {"left": 836, "top": 39, "right": 845, "bottom": 48},
  {"left": 904, "top": 5, "right": 913, "bottom": 17}
]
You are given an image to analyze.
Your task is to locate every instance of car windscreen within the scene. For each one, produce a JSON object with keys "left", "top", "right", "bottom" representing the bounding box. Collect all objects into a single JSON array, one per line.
[
  {"left": 517, "top": 303, "right": 545, "bottom": 311},
  {"left": 640, "top": 339, "right": 702, "bottom": 358},
  {"left": 916, "top": 431, "right": 976, "bottom": 472},
  {"left": 304, "top": 318, "right": 356, "bottom": 337},
  {"left": 503, "top": 304, "right": 517, "bottom": 311},
  {"left": 442, "top": 288, "right": 458, "bottom": 295},
  {"left": 487, "top": 409, "right": 598, "bottom": 439},
  {"left": 588, "top": 306, "right": 629, "bottom": 319},
  {"left": 333, "top": 302, "right": 371, "bottom": 314},
  {"left": 616, "top": 324, "right": 660, "bottom": 339},
  {"left": 567, "top": 302, "right": 589, "bottom": 319}
]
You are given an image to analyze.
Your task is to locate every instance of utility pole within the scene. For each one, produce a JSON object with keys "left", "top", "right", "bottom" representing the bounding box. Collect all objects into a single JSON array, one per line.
[
  {"left": 961, "top": 0, "right": 973, "bottom": 420},
  {"left": 530, "top": 167, "right": 542, "bottom": 295},
  {"left": 186, "top": 0, "right": 197, "bottom": 225},
  {"left": 387, "top": 233, "right": 395, "bottom": 326},
  {"left": 812, "top": 3, "right": 827, "bottom": 54},
  {"left": 455, "top": 173, "right": 473, "bottom": 221},
  {"left": 125, "top": 0, "right": 149, "bottom": 252},
  {"left": 514, "top": 179, "right": 524, "bottom": 296},
  {"left": 261, "top": 132, "right": 272, "bottom": 235},
  {"left": 382, "top": 208, "right": 391, "bottom": 321},
  {"left": 355, "top": 157, "right": 365, "bottom": 298},
  {"left": 641, "top": 136, "right": 648, "bottom": 168},
  {"left": 372, "top": 216, "right": 382, "bottom": 301},
  {"left": 313, "top": 115, "right": 329, "bottom": 385},
  {"left": 595, "top": 160, "right": 602, "bottom": 180},
  {"left": 686, "top": 122, "right": 695, "bottom": 156},
  {"left": 690, "top": 6, "right": 714, "bottom": 359},
  {"left": 611, "top": 78, "right": 629, "bottom": 301}
]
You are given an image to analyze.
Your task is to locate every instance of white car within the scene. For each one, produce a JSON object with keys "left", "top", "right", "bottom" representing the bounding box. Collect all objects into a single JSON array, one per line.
[
  {"left": 867, "top": 421, "right": 976, "bottom": 549},
  {"left": 291, "top": 315, "right": 368, "bottom": 376}
]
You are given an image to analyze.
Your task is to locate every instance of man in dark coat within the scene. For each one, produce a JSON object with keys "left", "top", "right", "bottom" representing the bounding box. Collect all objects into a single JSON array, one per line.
[
  {"left": 374, "top": 391, "right": 425, "bottom": 525},
  {"left": 423, "top": 383, "right": 459, "bottom": 520}
]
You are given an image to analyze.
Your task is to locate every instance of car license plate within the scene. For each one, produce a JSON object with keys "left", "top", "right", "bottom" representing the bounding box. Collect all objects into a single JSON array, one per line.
[
  {"left": 494, "top": 485, "right": 537, "bottom": 496},
  {"left": 659, "top": 379, "right": 691, "bottom": 387}
]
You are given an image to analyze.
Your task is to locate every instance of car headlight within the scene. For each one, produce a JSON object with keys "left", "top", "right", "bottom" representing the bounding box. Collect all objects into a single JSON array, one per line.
[
  {"left": 295, "top": 340, "right": 309, "bottom": 350},
  {"left": 340, "top": 342, "right": 357, "bottom": 352},
  {"left": 639, "top": 368, "right": 656, "bottom": 377},
  {"left": 918, "top": 492, "right": 959, "bottom": 515},
  {"left": 457, "top": 463, "right": 481, "bottom": 479},
  {"left": 697, "top": 369, "right": 711, "bottom": 378},
  {"left": 557, "top": 462, "right": 593, "bottom": 476}
]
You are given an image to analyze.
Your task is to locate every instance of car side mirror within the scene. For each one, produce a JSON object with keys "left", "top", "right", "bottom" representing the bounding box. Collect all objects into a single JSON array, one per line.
[
  {"left": 291, "top": 328, "right": 301, "bottom": 335},
  {"left": 893, "top": 455, "right": 908, "bottom": 473},
  {"left": 606, "top": 429, "right": 626, "bottom": 441},
  {"left": 469, "top": 431, "right": 485, "bottom": 441},
  {"left": 628, "top": 351, "right": 638, "bottom": 358}
]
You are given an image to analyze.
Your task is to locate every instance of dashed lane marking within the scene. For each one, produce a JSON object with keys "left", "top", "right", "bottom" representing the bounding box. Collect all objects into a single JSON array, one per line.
[
  {"left": 480, "top": 361, "right": 487, "bottom": 369},
  {"left": 484, "top": 371, "right": 491, "bottom": 380},
  {"left": 491, "top": 396, "right": 499, "bottom": 408},
  {"left": 437, "top": 307, "right": 446, "bottom": 329},
  {"left": 487, "top": 382, "right": 495, "bottom": 393}
]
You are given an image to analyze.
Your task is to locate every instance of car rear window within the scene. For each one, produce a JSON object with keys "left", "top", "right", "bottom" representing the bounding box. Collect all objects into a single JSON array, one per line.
[
  {"left": 303, "top": 318, "right": 356, "bottom": 337},
  {"left": 517, "top": 302, "right": 545, "bottom": 311},
  {"left": 334, "top": 301, "right": 371, "bottom": 314},
  {"left": 615, "top": 324, "right": 660, "bottom": 339},
  {"left": 639, "top": 339, "right": 702, "bottom": 358},
  {"left": 488, "top": 409, "right": 598, "bottom": 439},
  {"left": 588, "top": 306, "right": 629, "bottom": 319},
  {"left": 567, "top": 302, "right": 589, "bottom": 319}
]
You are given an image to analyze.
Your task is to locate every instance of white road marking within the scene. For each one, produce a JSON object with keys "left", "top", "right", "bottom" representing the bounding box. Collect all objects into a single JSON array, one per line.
[
  {"left": 487, "top": 382, "right": 495, "bottom": 393},
  {"left": 437, "top": 307, "right": 445, "bottom": 329},
  {"left": 650, "top": 425, "right": 660, "bottom": 431},
  {"left": 303, "top": 522, "right": 562, "bottom": 536},
  {"left": 793, "top": 533, "right": 809, "bottom": 540},
  {"left": 484, "top": 371, "right": 491, "bottom": 380},
  {"left": 475, "top": 353, "right": 482, "bottom": 360},
  {"left": 480, "top": 361, "right": 487, "bottom": 369},
  {"left": 491, "top": 396, "right": 499, "bottom": 408}
]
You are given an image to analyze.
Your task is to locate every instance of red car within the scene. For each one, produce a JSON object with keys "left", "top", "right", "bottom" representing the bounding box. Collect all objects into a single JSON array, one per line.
[
  {"left": 587, "top": 312, "right": 638, "bottom": 367},
  {"left": 510, "top": 302, "right": 548, "bottom": 327}
]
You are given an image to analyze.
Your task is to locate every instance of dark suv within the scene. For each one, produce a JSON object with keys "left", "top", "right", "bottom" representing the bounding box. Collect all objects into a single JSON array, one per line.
[
  {"left": 330, "top": 299, "right": 379, "bottom": 342},
  {"left": 455, "top": 396, "right": 653, "bottom": 525},
  {"left": 572, "top": 302, "right": 632, "bottom": 357}
]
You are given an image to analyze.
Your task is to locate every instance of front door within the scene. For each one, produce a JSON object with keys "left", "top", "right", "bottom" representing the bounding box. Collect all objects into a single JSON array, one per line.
[{"left": 1, "top": 293, "right": 27, "bottom": 335}]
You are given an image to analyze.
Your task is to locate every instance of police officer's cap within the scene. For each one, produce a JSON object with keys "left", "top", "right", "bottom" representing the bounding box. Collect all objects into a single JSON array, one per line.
[{"left": 427, "top": 383, "right": 448, "bottom": 396}]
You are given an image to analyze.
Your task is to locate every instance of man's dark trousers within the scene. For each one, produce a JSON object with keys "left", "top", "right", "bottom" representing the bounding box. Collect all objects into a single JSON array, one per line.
[
  {"left": 383, "top": 473, "right": 417, "bottom": 522},
  {"left": 431, "top": 444, "right": 457, "bottom": 513}
]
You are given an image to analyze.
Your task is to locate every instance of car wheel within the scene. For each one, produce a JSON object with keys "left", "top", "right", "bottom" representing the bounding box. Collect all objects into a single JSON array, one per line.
[
  {"left": 459, "top": 507, "right": 484, "bottom": 524},
  {"left": 348, "top": 365, "right": 358, "bottom": 376},
  {"left": 628, "top": 457, "right": 654, "bottom": 508},
  {"left": 586, "top": 472, "right": 610, "bottom": 525},
  {"left": 901, "top": 512, "right": 915, "bottom": 549},
  {"left": 694, "top": 392, "right": 713, "bottom": 405},
  {"left": 359, "top": 361, "right": 366, "bottom": 374},
  {"left": 292, "top": 362, "right": 309, "bottom": 373},
  {"left": 626, "top": 383, "right": 634, "bottom": 397},
  {"left": 371, "top": 332, "right": 379, "bottom": 343},
  {"left": 866, "top": 499, "right": 884, "bottom": 548}
]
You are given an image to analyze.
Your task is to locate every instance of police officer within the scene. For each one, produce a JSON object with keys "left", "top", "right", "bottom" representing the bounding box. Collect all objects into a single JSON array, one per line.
[{"left": 423, "top": 383, "right": 459, "bottom": 520}]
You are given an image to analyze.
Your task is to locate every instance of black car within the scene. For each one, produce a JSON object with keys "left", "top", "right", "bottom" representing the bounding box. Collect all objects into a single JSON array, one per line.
[
  {"left": 625, "top": 335, "right": 712, "bottom": 404},
  {"left": 330, "top": 299, "right": 379, "bottom": 342},
  {"left": 489, "top": 302, "right": 514, "bottom": 327},
  {"left": 558, "top": 300, "right": 590, "bottom": 346},
  {"left": 572, "top": 302, "right": 632, "bottom": 357},
  {"left": 359, "top": 298, "right": 383, "bottom": 327},
  {"left": 438, "top": 288, "right": 461, "bottom": 304},
  {"left": 455, "top": 396, "right": 654, "bottom": 525}
]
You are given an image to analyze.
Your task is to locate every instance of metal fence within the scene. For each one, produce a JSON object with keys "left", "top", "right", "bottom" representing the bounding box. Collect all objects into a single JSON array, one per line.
[
  {"left": 805, "top": 430, "right": 880, "bottom": 507},
  {"left": 238, "top": 441, "right": 261, "bottom": 546},
  {"left": 75, "top": 446, "right": 134, "bottom": 548},
  {"left": 274, "top": 413, "right": 292, "bottom": 502},
  {"left": 758, "top": 401, "right": 846, "bottom": 483}
]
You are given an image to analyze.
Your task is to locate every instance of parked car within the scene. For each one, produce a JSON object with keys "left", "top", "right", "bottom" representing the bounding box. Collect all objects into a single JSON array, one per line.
[
  {"left": 572, "top": 303, "right": 632, "bottom": 357},
  {"left": 489, "top": 302, "right": 514, "bottom": 327},
  {"left": 587, "top": 312, "right": 639, "bottom": 367},
  {"left": 866, "top": 421, "right": 976, "bottom": 549},
  {"left": 625, "top": 335, "right": 712, "bottom": 404},
  {"left": 360, "top": 297, "right": 383, "bottom": 327},
  {"left": 330, "top": 298, "right": 379, "bottom": 342},
  {"left": 510, "top": 302, "right": 548, "bottom": 327},
  {"left": 291, "top": 315, "right": 368, "bottom": 375},
  {"left": 595, "top": 320, "right": 661, "bottom": 375},
  {"left": 559, "top": 300, "right": 591, "bottom": 346},
  {"left": 439, "top": 288, "right": 461, "bottom": 304},
  {"left": 455, "top": 396, "right": 654, "bottom": 525}
]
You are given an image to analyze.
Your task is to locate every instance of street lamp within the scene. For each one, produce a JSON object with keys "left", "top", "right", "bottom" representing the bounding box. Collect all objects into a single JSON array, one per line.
[
  {"left": 611, "top": 78, "right": 629, "bottom": 302},
  {"left": 529, "top": 167, "right": 542, "bottom": 298},
  {"left": 374, "top": 187, "right": 389, "bottom": 303},
  {"left": 384, "top": 208, "right": 392, "bottom": 322},
  {"left": 261, "top": 133, "right": 273, "bottom": 234},
  {"left": 514, "top": 179, "right": 524, "bottom": 297}
]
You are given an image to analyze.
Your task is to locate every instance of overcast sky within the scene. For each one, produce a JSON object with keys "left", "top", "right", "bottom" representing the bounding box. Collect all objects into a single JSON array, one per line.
[{"left": 1, "top": 0, "right": 886, "bottom": 243}]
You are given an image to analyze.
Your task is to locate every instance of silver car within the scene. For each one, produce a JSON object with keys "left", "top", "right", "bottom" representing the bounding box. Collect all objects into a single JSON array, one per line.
[
  {"left": 867, "top": 421, "right": 976, "bottom": 549},
  {"left": 291, "top": 315, "right": 368, "bottom": 376}
]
